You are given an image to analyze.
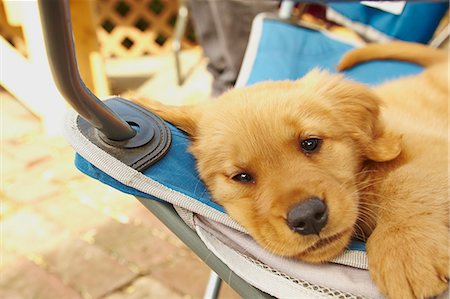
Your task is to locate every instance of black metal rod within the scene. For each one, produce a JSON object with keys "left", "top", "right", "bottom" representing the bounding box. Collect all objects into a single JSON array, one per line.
[{"left": 38, "top": 0, "right": 136, "bottom": 141}]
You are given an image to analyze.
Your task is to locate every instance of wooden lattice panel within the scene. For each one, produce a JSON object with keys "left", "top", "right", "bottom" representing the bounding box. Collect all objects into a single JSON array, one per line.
[
  {"left": 0, "top": 1, "right": 26, "bottom": 56},
  {"left": 96, "top": 0, "right": 196, "bottom": 58}
]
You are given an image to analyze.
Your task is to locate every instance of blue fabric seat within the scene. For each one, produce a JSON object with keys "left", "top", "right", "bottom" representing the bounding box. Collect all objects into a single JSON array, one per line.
[{"left": 240, "top": 19, "right": 422, "bottom": 86}]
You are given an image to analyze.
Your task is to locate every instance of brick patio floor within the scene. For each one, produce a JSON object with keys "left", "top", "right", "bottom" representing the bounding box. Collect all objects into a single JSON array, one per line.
[{"left": 1, "top": 48, "right": 240, "bottom": 299}]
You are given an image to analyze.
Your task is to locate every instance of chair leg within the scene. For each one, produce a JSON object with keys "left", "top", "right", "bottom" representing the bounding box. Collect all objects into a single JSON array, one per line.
[
  {"left": 173, "top": 0, "right": 189, "bottom": 86},
  {"left": 203, "top": 271, "right": 222, "bottom": 299},
  {"left": 279, "top": 0, "right": 295, "bottom": 19}
]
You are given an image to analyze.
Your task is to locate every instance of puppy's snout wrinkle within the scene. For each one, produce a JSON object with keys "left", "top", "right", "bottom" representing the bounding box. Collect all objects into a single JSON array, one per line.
[{"left": 287, "top": 197, "right": 328, "bottom": 235}]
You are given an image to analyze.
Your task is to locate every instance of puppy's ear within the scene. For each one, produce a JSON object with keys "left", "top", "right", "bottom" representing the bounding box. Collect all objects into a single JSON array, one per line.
[
  {"left": 134, "top": 98, "right": 201, "bottom": 136},
  {"left": 334, "top": 86, "right": 402, "bottom": 163},
  {"left": 302, "top": 70, "right": 402, "bottom": 162},
  {"left": 355, "top": 123, "right": 402, "bottom": 162}
]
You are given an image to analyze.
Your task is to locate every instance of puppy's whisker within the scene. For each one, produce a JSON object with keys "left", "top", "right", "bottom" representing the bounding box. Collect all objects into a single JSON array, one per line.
[
  {"left": 356, "top": 207, "right": 377, "bottom": 221},
  {"left": 358, "top": 200, "right": 390, "bottom": 210},
  {"left": 353, "top": 177, "right": 389, "bottom": 191},
  {"left": 355, "top": 169, "right": 381, "bottom": 178},
  {"left": 358, "top": 194, "right": 396, "bottom": 210},
  {"left": 336, "top": 174, "right": 387, "bottom": 201},
  {"left": 352, "top": 223, "right": 366, "bottom": 240},
  {"left": 357, "top": 202, "right": 383, "bottom": 213},
  {"left": 357, "top": 207, "right": 378, "bottom": 221},
  {"left": 355, "top": 173, "right": 388, "bottom": 185},
  {"left": 357, "top": 214, "right": 378, "bottom": 228},
  {"left": 358, "top": 202, "right": 389, "bottom": 216},
  {"left": 355, "top": 216, "right": 376, "bottom": 235}
]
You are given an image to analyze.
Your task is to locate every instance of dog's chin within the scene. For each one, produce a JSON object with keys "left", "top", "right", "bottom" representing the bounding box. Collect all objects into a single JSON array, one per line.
[
  {"left": 253, "top": 226, "right": 353, "bottom": 263},
  {"left": 295, "top": 229, "right": 353, "bottom": 263}
]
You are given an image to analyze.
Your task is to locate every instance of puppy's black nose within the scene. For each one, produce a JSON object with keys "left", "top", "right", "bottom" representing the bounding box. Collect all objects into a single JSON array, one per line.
[{"left": 287, "top": 197, "right": 328, "bottom": 235}]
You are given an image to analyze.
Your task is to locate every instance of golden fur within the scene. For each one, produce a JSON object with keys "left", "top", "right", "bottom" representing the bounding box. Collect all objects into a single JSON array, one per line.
[{"left": 135, "top": 42, "right": 449, "bottom": 299}]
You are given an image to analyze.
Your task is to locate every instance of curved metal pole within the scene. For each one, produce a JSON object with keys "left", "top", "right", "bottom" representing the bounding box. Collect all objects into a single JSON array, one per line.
[
  {"left": 203, "top": 271, "right": 222, "bottom": 299},
  {"left": 38, "top": 0, "right": 136, "bottom": 141}
]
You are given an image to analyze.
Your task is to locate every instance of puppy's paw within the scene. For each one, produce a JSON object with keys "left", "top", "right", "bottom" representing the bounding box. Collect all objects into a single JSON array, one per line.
[{"left": 367, "top": 230, "right": 449, "bottom": 299}]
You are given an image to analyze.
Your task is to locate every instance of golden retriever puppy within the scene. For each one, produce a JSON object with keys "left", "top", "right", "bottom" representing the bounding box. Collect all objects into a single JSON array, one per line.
[{"left": 136, "top": 42, "right": 448, "bottom": 299}]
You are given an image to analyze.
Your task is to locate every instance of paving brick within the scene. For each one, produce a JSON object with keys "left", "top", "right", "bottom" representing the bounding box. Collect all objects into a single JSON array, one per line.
[
  {"left": 44, "top": 238, "right": 137, "bottom": 299},
  {"left": 31, "top": 138, "right": 84, "bottom": 183},
  {"left": 3, "top": 172, "right": 61, "bottom": 203},
  {"left": 1, "top": 92, "right": 41, "bottom": 140},
  {"left": 66, "top": 178, "right": 139, "bottom": 222},
  {"left": 219, "top": 282, "right": 242, "bottom": 299},
  {"left": 2, "top": 137, "right": 54, "bottom": 171},
  {"left": 104, "top": 276, "right": 183, "bottom": 299},
  {"left": 0, "top": 258, "right": 82, "bottom": 299},
  {"left": 34, "top": 195, "right": 110, "bottom": 233},
  {"left": 151, "top": 250, "right": 211, "bottom": 297},
  {"left": 4, "top": 183, "right": 57, "bottom": 205},
  {"left": 129, "top": 210, "right": 187, "bottom": 251},
  {"left": 0, "top": 250, "right": 20, "bottom": 269},
  {"left": 2, "top": 136, "right": 82, "bottom": 203},
  {"left": 1, "top": 138, "right": 41, "bottom": 183},
  {"left": 93, "top": 220, "right": 180, "bottom": 273},
  {"left": 128, "top": 201, "right": 181, "bottom": 240},
  {"left": 1, "top": 209, "right": 69, "bottom": 255},
  {"left": 0, "top": 198, "right": 20, "bottom": 219},
  {"left": 0, "top": 150, "right": 26, "bottom": 182}
]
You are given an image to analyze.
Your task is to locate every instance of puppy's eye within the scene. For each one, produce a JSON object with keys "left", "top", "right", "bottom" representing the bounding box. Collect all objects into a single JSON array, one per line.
[
  {"left": 231, "top": 172, "right": 254, "bottom": 184},
  {"left": 300, "top": 138, "right": 322, "bottom": 154}
]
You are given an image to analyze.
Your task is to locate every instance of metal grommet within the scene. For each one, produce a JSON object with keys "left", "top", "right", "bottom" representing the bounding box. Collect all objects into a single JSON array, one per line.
[
  {"left": 78, "top": 97, "right": 172, "bottom": 172},
  {"left": 98, "top": 115, "right": 156, "bottom": 149}
]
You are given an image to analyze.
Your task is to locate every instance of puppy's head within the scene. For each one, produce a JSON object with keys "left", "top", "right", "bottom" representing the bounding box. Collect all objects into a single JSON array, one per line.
[{"left": 145, "top": 70, "right": 401, "bottom": 262}]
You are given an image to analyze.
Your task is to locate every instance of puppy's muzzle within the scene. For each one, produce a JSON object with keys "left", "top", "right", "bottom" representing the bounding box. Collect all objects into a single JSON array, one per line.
[{"left": 287, "top": 197, "right": 328, "bottom": 235}]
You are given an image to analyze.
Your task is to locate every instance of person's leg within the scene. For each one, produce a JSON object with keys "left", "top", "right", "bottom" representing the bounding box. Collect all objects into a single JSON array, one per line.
[{"left": 188, "top": 0, "right": 277, "bottom": 96}]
